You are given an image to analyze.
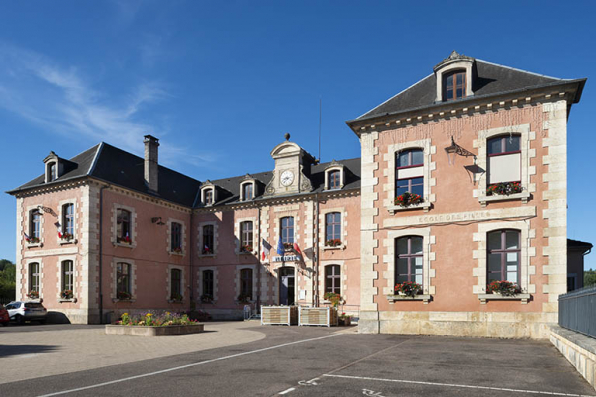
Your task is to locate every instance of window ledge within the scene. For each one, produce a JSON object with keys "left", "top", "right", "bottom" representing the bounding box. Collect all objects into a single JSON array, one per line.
[
  {"left": 27, "top": 243, "right": 43, "bottom": 248},
  {"left": 59, "top": 239, "right": 77, "bottom": 245},
  {"left": 199, "top": 253, "right": 216, "bottom": 258},
  {"left": 113, "top": 242, "right": 134, "bottom": 248},
  {"left": 239, "top": 251, "right": 255, "bottom": 255},
  {"left": 112, "top": 298, "right": 136, "bottom": 303},
  {"left": 58, "top": 298, "right": 77, "bottom": 303},
  {"left": 169, "top": 251, "right": 184, "bottom": 257},
  {"left": 387, "top": 294, "right": 432, "bottom": 304},
  {"left": 479, "top": 191, "right": 530, "bottom": 207},
  {"left": 323, "top": 245, "right": 345, "bottom": 251},
  {"left": 478, "top": 293, "right": 530, "bottom": 304},
  {"left": 387, "top": 201, "right": 431, "bottom": 214},
  {"left": 168, "top": 299, "right": 184, "bottom": 304}
]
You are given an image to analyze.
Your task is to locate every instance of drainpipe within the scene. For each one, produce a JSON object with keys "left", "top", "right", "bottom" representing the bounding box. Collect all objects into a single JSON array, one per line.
[
  {"left": 256, "top": 204, "right": 261, "bottom": 313},
  {"left": 314, "top": 193, "right": 320, "bottom": 307},
  {"left": 98, "top": 184, "right": 110, "bottom": 324},
  {"left": 189, "top": 208, "right": 194, "bottom": 308}
]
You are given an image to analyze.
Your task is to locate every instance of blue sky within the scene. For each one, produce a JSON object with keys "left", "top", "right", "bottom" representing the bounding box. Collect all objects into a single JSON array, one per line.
[{"left": 0, "top": 1, "right": 595, "bottom": 269}]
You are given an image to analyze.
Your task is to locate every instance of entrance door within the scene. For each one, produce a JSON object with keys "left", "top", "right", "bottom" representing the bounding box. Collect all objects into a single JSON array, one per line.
[{"left": 279, "top": 267, "right": 295, "bottom": 305}]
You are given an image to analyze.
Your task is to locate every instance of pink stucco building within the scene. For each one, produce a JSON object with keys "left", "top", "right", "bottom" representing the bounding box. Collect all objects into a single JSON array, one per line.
[{"left": 8, "top": 52, "right": 587, "bottom": 338}]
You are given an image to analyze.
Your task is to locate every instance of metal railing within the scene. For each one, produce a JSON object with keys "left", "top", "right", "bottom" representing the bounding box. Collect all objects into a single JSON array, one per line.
[{"left": 558, "top": 285, "right": 596, "bottom": 339}]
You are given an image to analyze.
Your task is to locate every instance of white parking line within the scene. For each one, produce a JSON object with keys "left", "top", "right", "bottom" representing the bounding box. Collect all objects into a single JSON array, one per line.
[
  {"left": 323, "top": 374, "right": 596, "bottom": 397},
  {"left": 36, "top": 333, "right": 342, "bottom": 397},
  {"left": 278, "top": 387, "right": 295, "bottom": 394}
]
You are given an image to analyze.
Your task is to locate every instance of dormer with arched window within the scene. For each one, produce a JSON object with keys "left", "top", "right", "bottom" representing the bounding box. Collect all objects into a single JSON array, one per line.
[
  {"left": 43, "top": 151, "right": 62, "bottom": 183},
  {"left": 239, "top": 175, "right": 256, "bottom": 201},
  {"left": 200, "top": 181, "right": 216, "bottom": 206},
  {"left": 324, "top": 161, "right": 344, "bottom": 190},
  {"left": 434, "top": 51, "right": 475, "bottom": 102}
]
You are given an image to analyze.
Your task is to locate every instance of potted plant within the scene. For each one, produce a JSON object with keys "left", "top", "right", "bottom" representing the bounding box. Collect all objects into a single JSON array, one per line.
[
  {"left": 486, "top": 280, "right": 521, "bottom": 296},
  {"left": 117, "top": 291, "right": 132, "bottom": 300},
  {"left": 283, "top": 242, "right": 293, "bottom": 250},
  {"left": 202, "top": 247, "right": 212, "bottom": 255},
  {"left": 237, "top": 293, "right": 251, "bottom": 304},
  {"left": 394, "top": 281, "right": 422, "bottom": 297},
  {"left": 338, "top": 312, "right": 352, "bottom": 326},
  {"left": 28, "top": 237, "right": 40, "bottom": 244},
  {"left": 325, "top": 239, "right": 342, "bottom": 247},
  {"left": 61, "top": 232, "right": 74, "bottom": 241},
  {"left": 241, "top": 244, "right": 253, "bottom": 253},
  {"left": 324, "top": 292, "right": 341, "bottom": 307},
  {"left": 395, "top": 192, "right": 423, "bottom": 207},
  {"left": 27, "top": 290, "right": 39, "bottom": 299},
  {"left": 117, "top": 235, "right": 132, "bottom": 244},
  {"left": 170, "top": 292, "right": 183, "bottom": 302},
  {"left": 486, "top": 182, "right": 522, "bottom": 196},
  {"left": 60, "top": 289, "right": 73, "bottom": 299},
  {"left": 172, "top": 246, "right": 182, "bottom": 254},
  {"left": 200, "top": 294, "right": 214, "bottom": 303}
]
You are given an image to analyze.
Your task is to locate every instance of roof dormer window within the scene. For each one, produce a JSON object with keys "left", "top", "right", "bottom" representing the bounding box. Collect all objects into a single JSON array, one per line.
[
  {"left": 443, "top": 70, "right": 466, "bottom": 101},
  {"left": 324, "top": 161, "right": 345, "bottom": 191},
  {"left": 204, "top": 188, "right": 214, "bottom": 206},
  {"left": 48, "top": 162, "right": 57, "bottom": 182},
  {"left": 241, "top": 182, "right": 254, "bottom": 201}
]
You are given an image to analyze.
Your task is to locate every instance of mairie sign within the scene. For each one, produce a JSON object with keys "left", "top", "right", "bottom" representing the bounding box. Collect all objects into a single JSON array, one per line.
[{"left": 272, "top": 255, "right": 299, "bottom": 262}]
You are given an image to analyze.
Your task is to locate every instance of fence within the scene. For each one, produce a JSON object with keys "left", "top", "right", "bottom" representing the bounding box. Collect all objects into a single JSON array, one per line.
[
  {"left": 0, "top": 297, "right": 14, "bottom": 306},
  {"left": 558, "top": 285, "right": 596, "bottom": 339}
]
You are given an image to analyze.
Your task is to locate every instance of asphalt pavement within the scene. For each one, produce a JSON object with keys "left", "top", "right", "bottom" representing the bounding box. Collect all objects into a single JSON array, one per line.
[{"left": 1, "top": 322, "right": 594, "bottom": 397}]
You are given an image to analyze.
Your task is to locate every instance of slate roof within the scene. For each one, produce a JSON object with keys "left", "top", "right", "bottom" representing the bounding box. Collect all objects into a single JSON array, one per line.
[
  {"left": 8, "top": 142, "right": 361, "bottom": 209},
  {"left": 350, "top": 58, "right": 586, "bottom": 124},
  {"left": 198, "top": 157, "right": 361, "bottom": 207},
  {"left": 568, "top": 239, "right": 593, "bottom": 252}
]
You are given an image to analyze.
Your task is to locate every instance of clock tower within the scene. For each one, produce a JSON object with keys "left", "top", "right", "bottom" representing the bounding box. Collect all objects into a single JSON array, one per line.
[{"left": 264, "top": 133, "right": 314, "bottom": 196}]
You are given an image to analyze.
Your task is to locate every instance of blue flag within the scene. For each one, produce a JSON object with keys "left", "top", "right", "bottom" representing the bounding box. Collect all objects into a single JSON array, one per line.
[{"left": 276, "top": 238, "right": 284, "bottom": 255}]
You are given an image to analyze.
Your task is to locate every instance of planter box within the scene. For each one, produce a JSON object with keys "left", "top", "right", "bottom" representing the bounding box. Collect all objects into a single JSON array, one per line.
[
  {"left": 338, "top": 317, "right": 351, "bottom": 326},
  {"left": 299, "top": 307, "right": 338, "bottom": 327},
  {"left": 105, "top": 324, "right": 204, "bottom": 336},
  {"left": 261, "top": 306, "right": 298, "bottom": 326}
]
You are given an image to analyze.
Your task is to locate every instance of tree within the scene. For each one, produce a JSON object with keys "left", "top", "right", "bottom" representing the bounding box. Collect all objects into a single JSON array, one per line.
[
  {"left": 0, "top": 259, "right": 16, "bottom": 302},
  {"left": 585, "top": 269, "right": 596, "bottom": 287}
]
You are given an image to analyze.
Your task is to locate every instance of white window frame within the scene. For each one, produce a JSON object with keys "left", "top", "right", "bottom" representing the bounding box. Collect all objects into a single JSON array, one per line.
[
  {"left": 112, "top": 204, "right": 137, "bottom": 248},
  {"left": 25, "top": 259, "right": 43, "bottom": 299},
  {"left": 112, "top": 258, "right": 136, "bottom": 302},
  {"left": 434, "top": 59, "right": 474, "bottom": 102},
  {"left": 57, "top": 255, "right": 77, "bottom": 302},
  {"left": 324, "top": 166, "right": 344, "bottom": 190},
  {"left": 476, "top": 123, "right": 533, "bottom": 206},
  {"left": 26, "top": 205, "right": 45, "bottom": 247},
  {"left": 201, "top": 185, "right": 216, "bottom": 206},
  {"left": 57, "top": 199, "right": 77, "bottom": 245},
  {"left": 235, "top": 217, "right": 257, "bottom": 255},
  {"left": 198, "top": 267, "right": 218, "bottom": 303},
  {"left": 236, "top": 265, "right": 257, "bottom": 302},
  {"left": 167, "top": 218, "right": 186, "bottom": 256},
  {"left": 198, "top": 221, "right": 218, "bottom": 257},
  {"left": 473, "top": 220, "right": 535, "bottom": 304},
  {"left": 319, "top": 207, "right": 347, "bottom": 250},
  {"left": 240, "top": 180, "right": 256, "bottom": 201},
  {"left": 166, "top": 265, "right": 185, "bottom": 302},
  {"left": 384, "top": 139, "right": 435, "bottom": 214}
]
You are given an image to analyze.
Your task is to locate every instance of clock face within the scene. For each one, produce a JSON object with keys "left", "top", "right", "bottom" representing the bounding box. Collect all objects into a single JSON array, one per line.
[{"left": 280, "top": 170, "right": 294, "bottom": 186}]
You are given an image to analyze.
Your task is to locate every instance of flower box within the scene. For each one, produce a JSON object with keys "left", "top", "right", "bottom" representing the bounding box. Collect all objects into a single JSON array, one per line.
[
  {"left": 60, "top": 290, "right": 73, "bottom": 299},
  {"left": 27, "top": 291, "right": 40, "bottom": 299},
  {"left": 325, "top": 239, "right": 342, "bottom": 247},
  {"left": 298, "top": 306, "right": 338, "bottom": 327},
  {"left": 105, "top": 324, "right": 204, "bottom": 336},
  {"left": 261, "top": 306, "right": 298, "bottom": 326},
  {"left": 117, "top": 236, "right": 132, "bottom": 244},
  {"left": 486, "top": 182, "right": 522, "bottom": 196},
  {"left": 240, "top": 245, "right": 253, "bottom": 254},
  {"left": 394, "top": 192, "right": 423, "bottom": 207},
  {"left": 486, "top": 280, "right": 521, "bottom": 296}
]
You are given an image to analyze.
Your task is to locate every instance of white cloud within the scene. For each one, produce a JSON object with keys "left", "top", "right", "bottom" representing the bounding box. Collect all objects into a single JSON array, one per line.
[{"left": 0, "top": 42, "right": 215, "bottom": 170}]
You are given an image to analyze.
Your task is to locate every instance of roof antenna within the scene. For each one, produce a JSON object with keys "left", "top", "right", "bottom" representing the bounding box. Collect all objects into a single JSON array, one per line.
[{"left": 318, "top": 97, "right": 322, "bottom": 163}]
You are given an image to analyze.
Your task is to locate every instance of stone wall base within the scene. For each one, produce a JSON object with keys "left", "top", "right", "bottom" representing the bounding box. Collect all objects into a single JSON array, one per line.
[
  {"left": 202, "top": 308, "right": 245, "bottom": 321},
  {"left": 358, "top": 310, "right": 557, "bottom": 339},
  {"left": 550, "top": 325, "right": 596, "bottom": 391},
  {"left": 47, "top": 308, "right": 99, "bottom": 324}
]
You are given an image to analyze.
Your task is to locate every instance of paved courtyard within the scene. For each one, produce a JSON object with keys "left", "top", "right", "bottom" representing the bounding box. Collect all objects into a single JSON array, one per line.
[{"left": 0, "top": 321, "right": 594, "bottom": 396}]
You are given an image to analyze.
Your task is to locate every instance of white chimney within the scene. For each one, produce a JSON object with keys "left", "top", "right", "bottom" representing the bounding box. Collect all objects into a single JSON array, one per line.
[{"left": 144, "top": 135, "right": 159, "bottom": 193}]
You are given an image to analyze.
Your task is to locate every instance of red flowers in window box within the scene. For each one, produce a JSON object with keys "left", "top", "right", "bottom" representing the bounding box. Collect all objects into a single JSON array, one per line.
[
  {"left": 325, "top": 239, "right": 342, "bottom": 247},
  {"left": 117, "top": 236, "right": 132, "bottom": 244},
  {"left": 27, "top": 290, "right": 40, "bottom": 299},
  {"left": 394, "top": 282, "right": 422, "bottom": 297},
  {"left": 117, "top": 291, "right": 132, "bottom": 300},
  {"left": 172, "top": 247, "right": 182, "bottom": 254},
  {"left": 61, "top": 233, "right": 73, "bottom": 241},
  {"left": 394, "top": 192, "right": 423, "bottom": 207},
  {"left": 202, "top": 247, "right": 212, "bottom": 255},
  {"left": 486, "top": 182, "right": 522, "bottom": 196},
  {"left": 486, "top": 280, "right": 521, "bottom": 296},
  {"left": 60, "top": 290, "right": 73, "bottom": 299},
  {"left": 283, "top": 242, "right": 294, "bottom": 250},
  {"left": 324, "top": 292, "right": 342, "bottom": 307},
  {"left": 241, "top": 244, "right": 253, "bottom": 253}
]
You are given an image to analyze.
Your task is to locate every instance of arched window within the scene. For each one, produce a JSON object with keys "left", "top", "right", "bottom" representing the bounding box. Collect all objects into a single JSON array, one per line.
[
  {"left": 325, "top": 265, "right": 341, "bottom": 294},
  {"left": 396, "top": 149, "right": 424, "bottom": 198},
  {"left": 328, "top": 170, "right": 341, "bottom": 189},
  {"left": 29, "top": 262, "right": 40, "bottom": 293},
  {"left": 443, "top": 70, "right": 466, "bottom": 101},
  {"left": 204, "top": 188, "right": 214, "bottom": 205},
  {"left": 170, "top": 269, "right": 182, "bottom": 300},
  {"left": 47, "top": 162, "right": 57, "bottom": 182},
  {"left": 395, "top": 236, "right": 423, "bottom": 286},
  {"left": 240, "top": 268, "right": 253, "bottom": 299},
  {"left": 202, "top": 270, "right": 214, "bottom": 299},
  {"left": 240, "top": 221, "right": 253, "bottom": 252},
  {"left": 242, "top": 183, "right": 254, "bottom": 201},
  {"left": 61, "top": 260, "right": 74, "bottom": 294},
  {"left": 116, "top": 262, "right": 131, "bottom": 300},
  {"left": 62, "top": 203, "right": 74, "bottom": 239},
  {"left": 487, "top": 229, "right": 520, "bottom": 283},
  {"left": 487, "top": 134, "right": 521, "bottom": 187},
  {"left": 171, "top": 222, "right": 182, "bottom": 252},
  {"left": 30, "top": 209, "right": 41, "bottom": 240},
  {"left": 202, "top": 225, "right": 214, "bottom": 254},
  {"left": 325, "top": 212, "right": 341, "bottom": 244},
  {"left": 280, "top": 217, "right": 294, "bottom": 247}
]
